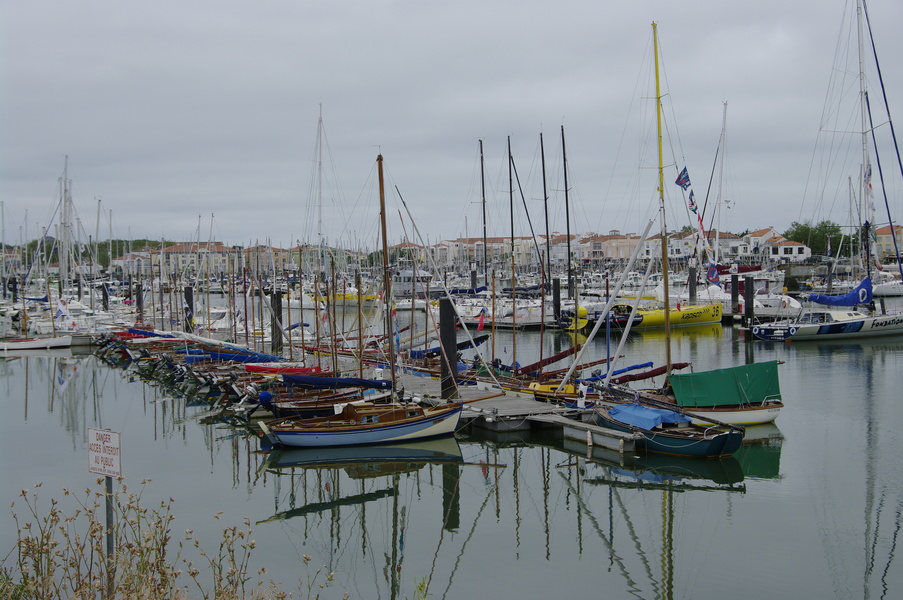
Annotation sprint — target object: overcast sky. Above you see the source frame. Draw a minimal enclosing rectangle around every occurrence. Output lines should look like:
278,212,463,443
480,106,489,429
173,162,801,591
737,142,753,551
2,0,901,254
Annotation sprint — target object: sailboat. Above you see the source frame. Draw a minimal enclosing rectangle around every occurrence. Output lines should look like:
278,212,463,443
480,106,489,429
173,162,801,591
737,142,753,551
260,154,495,448
752,0,903,342
560,300,722,331
588,24,774,440
4,158,98,350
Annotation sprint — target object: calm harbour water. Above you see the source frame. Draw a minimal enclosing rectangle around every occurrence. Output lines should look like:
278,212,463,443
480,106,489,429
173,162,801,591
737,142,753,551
2,308,902,599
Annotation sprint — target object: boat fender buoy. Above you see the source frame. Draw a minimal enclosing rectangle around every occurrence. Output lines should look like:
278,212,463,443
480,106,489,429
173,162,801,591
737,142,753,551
789,327,797,336
781,299,787,309
752,326,759,335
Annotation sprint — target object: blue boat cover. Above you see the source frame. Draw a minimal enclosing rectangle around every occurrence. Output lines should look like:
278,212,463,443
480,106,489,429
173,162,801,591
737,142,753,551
408,334,489,359
408,346,441,359
447,286,488,295
128,328,175,338
580,362,654,382
183,354,210,364
282,374,394,390
221,344,285,362
209,351,284,363
808,277,872,306
608,403,690,430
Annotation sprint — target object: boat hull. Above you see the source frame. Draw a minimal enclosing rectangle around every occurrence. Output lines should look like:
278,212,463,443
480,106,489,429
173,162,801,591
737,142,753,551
1,334,94,352
263,404,462,448
564,302,722,330
635,303,723,328
682,403,782,426
593,408,743,458
751,313,903,341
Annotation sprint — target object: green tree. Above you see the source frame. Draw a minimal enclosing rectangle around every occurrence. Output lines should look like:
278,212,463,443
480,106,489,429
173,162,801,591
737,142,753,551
783,220,844,256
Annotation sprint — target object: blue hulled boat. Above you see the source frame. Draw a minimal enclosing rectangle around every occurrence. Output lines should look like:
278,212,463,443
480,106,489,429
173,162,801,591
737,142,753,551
593,402,745,458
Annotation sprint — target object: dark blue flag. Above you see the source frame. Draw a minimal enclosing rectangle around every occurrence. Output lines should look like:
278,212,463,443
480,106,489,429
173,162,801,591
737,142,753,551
675,167,691,190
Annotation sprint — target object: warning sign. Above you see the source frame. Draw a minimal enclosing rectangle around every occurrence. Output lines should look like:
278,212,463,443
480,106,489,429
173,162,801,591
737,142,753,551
87,428,121,478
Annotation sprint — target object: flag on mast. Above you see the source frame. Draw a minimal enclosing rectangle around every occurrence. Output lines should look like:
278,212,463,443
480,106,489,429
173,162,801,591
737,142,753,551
674,167,718,284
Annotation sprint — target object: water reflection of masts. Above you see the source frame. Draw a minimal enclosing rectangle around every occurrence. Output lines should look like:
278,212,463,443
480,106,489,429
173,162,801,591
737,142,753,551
557,468,647,599
435,473,495,600
661,487,674,600
260,457,471,600
24,357,29,421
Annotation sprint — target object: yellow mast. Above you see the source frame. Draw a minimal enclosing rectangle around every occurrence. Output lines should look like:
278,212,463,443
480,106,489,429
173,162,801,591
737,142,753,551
653,22,673,376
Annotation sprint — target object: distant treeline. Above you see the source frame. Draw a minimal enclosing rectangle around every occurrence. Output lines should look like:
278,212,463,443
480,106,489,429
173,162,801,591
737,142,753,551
7,238,175,269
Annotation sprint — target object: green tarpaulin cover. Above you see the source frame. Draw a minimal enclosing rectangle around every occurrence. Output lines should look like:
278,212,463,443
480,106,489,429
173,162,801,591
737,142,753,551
669,360,781,408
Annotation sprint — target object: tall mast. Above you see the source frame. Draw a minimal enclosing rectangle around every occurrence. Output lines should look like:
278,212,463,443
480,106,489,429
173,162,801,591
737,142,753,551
59,156,70,295
508,137,517,363
377,154,396,387
856,0,875,278
317,105,326,284
561,126,573,299
653,22,673,374
540,132,551,288
480,139,488,285
715,102,728,265
1,201,5,299
539,132,550,370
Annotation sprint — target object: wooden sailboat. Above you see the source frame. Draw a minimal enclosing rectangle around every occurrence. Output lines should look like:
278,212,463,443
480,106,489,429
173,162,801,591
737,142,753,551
260,154,480,448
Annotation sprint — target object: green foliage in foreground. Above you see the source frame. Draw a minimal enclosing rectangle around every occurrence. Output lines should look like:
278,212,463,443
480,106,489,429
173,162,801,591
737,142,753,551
1,480,342,600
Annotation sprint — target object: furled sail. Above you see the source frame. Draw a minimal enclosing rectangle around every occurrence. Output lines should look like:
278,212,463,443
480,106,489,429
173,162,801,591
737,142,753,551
808,277,872,307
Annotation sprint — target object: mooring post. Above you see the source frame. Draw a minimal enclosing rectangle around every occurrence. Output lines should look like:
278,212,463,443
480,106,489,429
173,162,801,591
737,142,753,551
688,266,697,303
271,290,283,355
743,275,755,328
730,273,740,318
439,298,458,400
184,286,194,333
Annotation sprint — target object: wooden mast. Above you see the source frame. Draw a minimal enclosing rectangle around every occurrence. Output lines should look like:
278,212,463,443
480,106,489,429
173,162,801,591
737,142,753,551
377,154,396,388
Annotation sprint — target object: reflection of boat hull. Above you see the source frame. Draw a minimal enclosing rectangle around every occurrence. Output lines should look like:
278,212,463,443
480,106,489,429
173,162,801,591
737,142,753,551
564,440,745,486
260,402,462,448
630,323,723,340
0,344,95,358
265,436,463,472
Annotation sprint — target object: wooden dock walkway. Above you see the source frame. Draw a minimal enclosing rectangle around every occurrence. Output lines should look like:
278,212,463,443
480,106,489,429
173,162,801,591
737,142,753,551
461,394,640,454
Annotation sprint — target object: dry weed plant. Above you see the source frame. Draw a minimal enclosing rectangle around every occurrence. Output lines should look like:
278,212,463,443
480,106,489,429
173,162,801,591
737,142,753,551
1,479,344,600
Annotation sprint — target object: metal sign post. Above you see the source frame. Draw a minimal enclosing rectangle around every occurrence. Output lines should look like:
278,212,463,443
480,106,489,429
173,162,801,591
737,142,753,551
88,428,121,590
